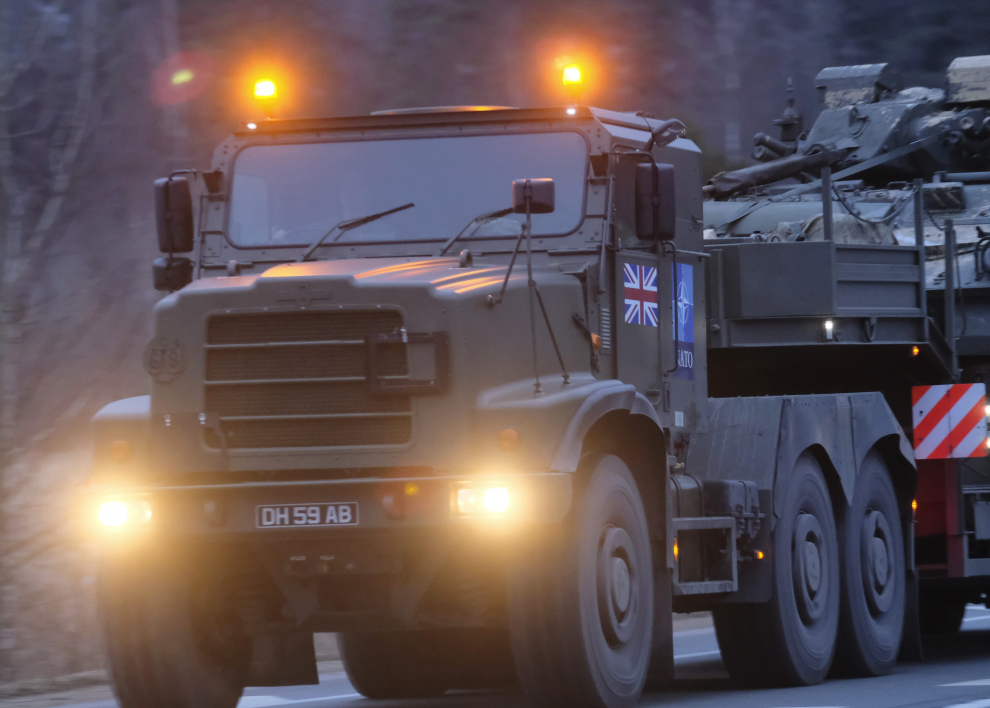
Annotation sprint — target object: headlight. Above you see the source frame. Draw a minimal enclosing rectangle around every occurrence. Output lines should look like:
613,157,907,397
482,487,510,514
454,483,511,517
98,496,152,530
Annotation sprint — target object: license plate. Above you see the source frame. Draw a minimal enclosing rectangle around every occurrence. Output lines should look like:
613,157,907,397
256,502,359,528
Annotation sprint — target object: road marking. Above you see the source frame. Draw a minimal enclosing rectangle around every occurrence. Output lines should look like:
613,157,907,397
942,700,990,708
673,626,717,637
942,678,990,686
963,614,990,623
673,649,722,660
238,694,361,707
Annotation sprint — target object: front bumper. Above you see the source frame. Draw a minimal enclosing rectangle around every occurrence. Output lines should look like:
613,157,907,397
94,472,573,538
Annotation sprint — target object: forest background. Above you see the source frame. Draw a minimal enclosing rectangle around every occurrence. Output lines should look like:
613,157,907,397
0,0,986,680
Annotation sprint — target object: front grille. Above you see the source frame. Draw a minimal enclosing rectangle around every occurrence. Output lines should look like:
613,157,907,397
205,310,411,449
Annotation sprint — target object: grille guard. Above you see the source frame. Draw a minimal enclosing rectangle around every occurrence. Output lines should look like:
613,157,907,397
366,330,450,395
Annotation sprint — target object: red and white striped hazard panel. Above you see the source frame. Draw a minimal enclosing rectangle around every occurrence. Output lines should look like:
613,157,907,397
912,383,988,459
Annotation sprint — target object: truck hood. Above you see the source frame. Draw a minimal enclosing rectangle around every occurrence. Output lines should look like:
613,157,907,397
149,256,590,475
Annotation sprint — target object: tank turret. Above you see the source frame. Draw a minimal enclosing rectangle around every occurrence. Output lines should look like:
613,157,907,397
706,56,990,201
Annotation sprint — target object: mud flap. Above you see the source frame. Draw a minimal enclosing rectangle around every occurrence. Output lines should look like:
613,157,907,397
248,631,319,686
899,520,924,662
645,554,675,689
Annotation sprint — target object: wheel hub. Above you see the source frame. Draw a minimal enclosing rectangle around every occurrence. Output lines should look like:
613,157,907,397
597,526,638,646
610,557,631,614
793,512,829,624
861,510,895,615
804,540,822,592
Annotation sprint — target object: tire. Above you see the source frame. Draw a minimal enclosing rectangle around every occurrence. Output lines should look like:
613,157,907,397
99,547,248,708
919,591,967,635
714,451,839,687
338,631,450,699
444,629,518,691
835,450,905,676
507,454,654,708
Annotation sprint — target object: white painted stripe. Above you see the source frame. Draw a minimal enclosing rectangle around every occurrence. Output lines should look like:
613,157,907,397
239,698,294,707
914,384,987,459
237,694,361,707
942,678,990,686
963,613,990,623
948,384,987,457
673,649,721,660
953,413,988,458
673,626,716,637
941,700,990,708
913,384,949,427
950,384,986,429
915,410,952,459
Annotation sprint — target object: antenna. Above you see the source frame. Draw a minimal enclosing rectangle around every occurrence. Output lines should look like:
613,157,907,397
773,77,804,144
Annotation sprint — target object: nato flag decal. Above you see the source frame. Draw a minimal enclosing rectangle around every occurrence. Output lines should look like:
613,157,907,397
673,263,694,380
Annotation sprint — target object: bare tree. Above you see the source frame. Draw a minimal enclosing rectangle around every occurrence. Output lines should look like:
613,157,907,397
0,0,135,677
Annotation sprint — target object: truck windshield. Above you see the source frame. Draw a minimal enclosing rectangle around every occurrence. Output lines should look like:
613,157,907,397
228,131,588,248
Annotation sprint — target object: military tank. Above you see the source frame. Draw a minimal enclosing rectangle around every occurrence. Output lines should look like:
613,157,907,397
703,56,990,370
705,57,990,235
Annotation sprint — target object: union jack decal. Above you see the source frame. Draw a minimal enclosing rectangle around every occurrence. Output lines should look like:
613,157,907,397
624,263,658,327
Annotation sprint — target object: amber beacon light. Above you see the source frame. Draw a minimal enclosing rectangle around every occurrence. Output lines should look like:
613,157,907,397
254,79,278,118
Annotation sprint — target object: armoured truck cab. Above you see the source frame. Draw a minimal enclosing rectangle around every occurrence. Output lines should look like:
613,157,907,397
92,105,725,707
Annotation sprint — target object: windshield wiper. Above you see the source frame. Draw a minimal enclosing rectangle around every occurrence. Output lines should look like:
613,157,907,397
437,207,514,256
297,202,415,262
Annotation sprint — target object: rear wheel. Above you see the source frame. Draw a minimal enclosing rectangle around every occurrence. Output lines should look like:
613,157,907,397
919,591,967,635
835,450,905,676
507,453,654,708
714,452,839,687
338,631,450,699
99,547,248,708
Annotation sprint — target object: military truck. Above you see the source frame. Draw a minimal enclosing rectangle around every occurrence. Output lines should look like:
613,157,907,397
704,55,990,640
92,98,925,708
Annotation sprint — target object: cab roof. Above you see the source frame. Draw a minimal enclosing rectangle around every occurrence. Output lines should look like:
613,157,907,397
233,106,665,138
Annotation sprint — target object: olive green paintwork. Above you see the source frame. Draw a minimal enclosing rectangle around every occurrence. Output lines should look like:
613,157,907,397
94,106,705,491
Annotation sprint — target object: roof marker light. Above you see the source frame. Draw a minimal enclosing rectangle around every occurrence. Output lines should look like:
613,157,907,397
254,79,277,98
566,107,577,116
562,64,583,85
246,122,257,130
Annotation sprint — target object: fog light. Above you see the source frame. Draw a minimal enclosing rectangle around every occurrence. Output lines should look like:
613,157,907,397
483,487,510,514
99,501,129,527
456,488,479,515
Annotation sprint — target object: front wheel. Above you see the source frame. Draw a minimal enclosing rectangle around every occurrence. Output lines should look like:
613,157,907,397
338,631,450,699
507,453,654,708
99,547,249,708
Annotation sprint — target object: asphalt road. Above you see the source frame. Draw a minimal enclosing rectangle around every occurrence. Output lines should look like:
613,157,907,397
47,606,990,708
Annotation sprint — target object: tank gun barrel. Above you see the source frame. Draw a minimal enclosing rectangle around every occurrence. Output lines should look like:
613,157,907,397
754,132,795,157
703,146,846,200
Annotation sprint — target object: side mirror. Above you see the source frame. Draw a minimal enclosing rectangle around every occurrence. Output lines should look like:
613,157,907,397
635,163,676,241
512,178,555,214
153,256,193,292
154,177,194,253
